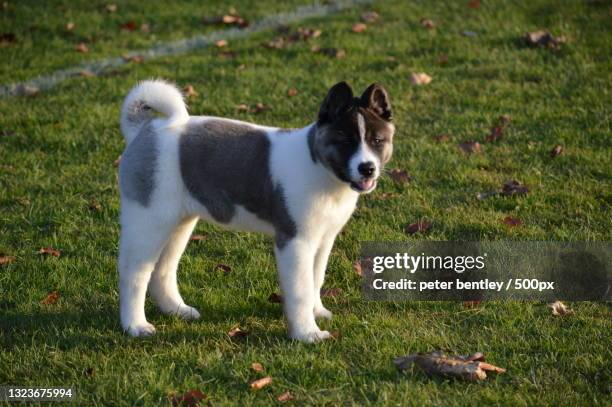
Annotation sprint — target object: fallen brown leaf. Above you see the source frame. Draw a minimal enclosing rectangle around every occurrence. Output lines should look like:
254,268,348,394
228,326,249,338
170,389,206,407
405,221,432,235
183,85,198,98
316,47,346,58
250,376,272,391
120,21,138,31
268,292,283,303
498,114,512,125
352,23,367,33
0,32,15,47
215,39,228,48
501,180,529,196
190,234,206,241
361,11,379,23
549,300,573,316
377,192,397,200
75,42,89,53
438,54,449,65
458,141,482,154
79,70,95,77
485,126,504,142
525,30,565,51
353,260,363,277
388,168,411,184
237,103,249,112
39,247,61,257
410,72,432,85
433,134,450,142
140,23,150,33
88,201,102,211
468,0,481,8
550,144,563,158
277,391,294,402
321,287,342,297
121,54,144,63
253,102,269,114
65,22,75,32
213,264,232,274
41,290,60,305
0,255,16,266
394,350,505,381
287,87,298,97
462,300,482,308
251,362,264,372
420,18,435,29
105,3,117,13
502,215,522,227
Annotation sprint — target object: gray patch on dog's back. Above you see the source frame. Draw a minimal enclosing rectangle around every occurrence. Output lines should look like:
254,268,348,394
119,123,158,206
179,120,297,248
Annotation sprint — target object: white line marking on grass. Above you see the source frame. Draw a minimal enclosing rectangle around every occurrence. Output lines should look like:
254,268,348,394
0,0,372,99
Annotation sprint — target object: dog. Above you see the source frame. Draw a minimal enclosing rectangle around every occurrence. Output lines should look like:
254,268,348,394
118,80,394,342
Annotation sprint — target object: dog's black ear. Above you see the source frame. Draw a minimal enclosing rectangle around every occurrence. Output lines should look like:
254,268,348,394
318,81,354,123
360,84,392,121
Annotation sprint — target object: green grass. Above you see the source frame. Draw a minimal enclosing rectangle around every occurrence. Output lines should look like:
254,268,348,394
1,0,611,405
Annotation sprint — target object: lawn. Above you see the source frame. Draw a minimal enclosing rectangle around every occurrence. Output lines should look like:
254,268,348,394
0,0,611,405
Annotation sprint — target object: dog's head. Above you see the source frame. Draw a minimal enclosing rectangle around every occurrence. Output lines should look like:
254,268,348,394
311,82,395,193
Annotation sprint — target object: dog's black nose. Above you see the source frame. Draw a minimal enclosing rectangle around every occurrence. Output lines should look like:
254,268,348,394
358,162,375,177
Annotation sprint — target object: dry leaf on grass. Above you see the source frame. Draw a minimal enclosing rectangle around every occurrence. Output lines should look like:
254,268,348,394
203,13,249,28
550,144,563,158
121,54,144,63
394,350,506,381
287,88,298,97
438,54,449,65
65,22,75,32
189,234,206,241
361,11,379,23
75,42,89,53
113,155,122,167
268,292,283,303
88,201,102,211
213,264,232,274
215,39,228,48
462,300,482,308
0,32,16,47
105,3,117,13
434,134,450,142
420,18,435,29
251,362,264,372
410,72,432,85
353,260,363,277
41,290,60,305
549,300,573,316
458,141,482,154
120,21,138,31
352,23,367,33
79,70,95,77
39,247,60,257
525,30,566,51
250,376,272,390
183,85,198,98
388,168,411,184
0,255,16,266
315,47,346,58
228,326,249,338
468,0,481,8
253,103,269,113
140,23,150,33
404,221,432,235
277,391,294,402
502,216,522,227
321,287,342,297
501,180,529,196
170,389,206,407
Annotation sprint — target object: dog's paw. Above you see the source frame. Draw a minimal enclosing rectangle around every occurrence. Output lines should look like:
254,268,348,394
314,306,333,320
167,304,201,320
290,329,331,343
126,322,156,337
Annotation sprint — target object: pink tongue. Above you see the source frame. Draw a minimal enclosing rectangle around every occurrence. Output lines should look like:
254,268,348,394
359,179,374,190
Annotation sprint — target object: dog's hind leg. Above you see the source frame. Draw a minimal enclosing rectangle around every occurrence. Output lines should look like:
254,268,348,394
118,208,177,337
149,216,200,320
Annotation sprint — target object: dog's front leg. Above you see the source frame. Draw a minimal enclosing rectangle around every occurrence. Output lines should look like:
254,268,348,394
313,234,336,320
275,237,331,343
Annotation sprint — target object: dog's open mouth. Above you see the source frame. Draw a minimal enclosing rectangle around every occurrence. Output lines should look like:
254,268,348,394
350,178,377,192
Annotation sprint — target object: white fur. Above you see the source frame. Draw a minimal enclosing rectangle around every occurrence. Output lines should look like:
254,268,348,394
118,82,361,343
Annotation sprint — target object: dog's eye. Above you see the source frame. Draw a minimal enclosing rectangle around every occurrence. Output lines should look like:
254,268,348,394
372,138,383,145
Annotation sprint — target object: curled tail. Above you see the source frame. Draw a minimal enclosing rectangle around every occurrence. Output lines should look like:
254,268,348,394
120,79,189,145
